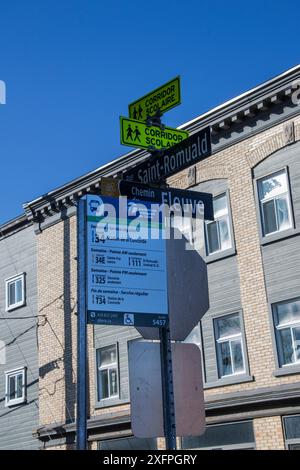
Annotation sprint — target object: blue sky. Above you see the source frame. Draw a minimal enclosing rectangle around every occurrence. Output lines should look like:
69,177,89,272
0,0,299,224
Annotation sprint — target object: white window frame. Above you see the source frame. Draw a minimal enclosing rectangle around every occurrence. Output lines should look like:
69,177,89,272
5,367,27,406
257,169,293,237
205,193,232,256
273,300,300,367
214,314,246,378
97,345,119,401
5,273,26,311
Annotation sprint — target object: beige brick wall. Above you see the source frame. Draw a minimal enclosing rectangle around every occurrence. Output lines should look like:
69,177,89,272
253,416,285,450
37,217,77,426
36,116,300,448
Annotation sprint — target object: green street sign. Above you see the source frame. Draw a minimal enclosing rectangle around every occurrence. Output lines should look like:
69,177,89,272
120,116,188,151
128,77,181,122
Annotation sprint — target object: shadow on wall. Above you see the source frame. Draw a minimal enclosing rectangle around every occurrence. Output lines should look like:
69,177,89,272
63,214,76,424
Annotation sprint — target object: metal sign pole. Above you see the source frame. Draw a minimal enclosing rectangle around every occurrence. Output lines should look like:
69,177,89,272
159,326,177,450
76,198,87,450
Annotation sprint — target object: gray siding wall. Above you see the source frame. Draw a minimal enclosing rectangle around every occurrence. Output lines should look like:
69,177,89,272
254,140,300,305
192,179,242,383
0,225,38,449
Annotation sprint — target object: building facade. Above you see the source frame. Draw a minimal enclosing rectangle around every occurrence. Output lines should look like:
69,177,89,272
1,65,300,450
0,216,39,449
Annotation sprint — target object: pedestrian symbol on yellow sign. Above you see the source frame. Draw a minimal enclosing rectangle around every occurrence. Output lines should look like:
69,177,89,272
132,105,143,121
126,124,133,140
134,126,141,142
126,124,142,143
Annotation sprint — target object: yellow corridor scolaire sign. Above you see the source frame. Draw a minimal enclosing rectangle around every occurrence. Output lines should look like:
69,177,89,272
120,116,189,151
128,77,181,121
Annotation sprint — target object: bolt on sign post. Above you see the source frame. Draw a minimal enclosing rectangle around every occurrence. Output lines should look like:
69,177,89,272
120,116,189,151
128,76,181,122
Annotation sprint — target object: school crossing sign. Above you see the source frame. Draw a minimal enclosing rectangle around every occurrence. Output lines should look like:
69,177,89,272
128,76,181,122
120,116,189,151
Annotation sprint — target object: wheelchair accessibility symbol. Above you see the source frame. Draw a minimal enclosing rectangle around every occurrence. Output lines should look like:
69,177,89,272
124,314,134,325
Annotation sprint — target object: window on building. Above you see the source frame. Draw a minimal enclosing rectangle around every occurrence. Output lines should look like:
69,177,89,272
257,169,293,236
98,436,157,450
96,345,119,401
214,313,245,378
205,193,232,255
283,415,300,449
5,367,26,406
181,421,255,450
273,299,300,367
5,273,25,311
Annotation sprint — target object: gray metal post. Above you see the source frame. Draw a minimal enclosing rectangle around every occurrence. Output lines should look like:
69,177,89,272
76,198,87,450
159,326,177,450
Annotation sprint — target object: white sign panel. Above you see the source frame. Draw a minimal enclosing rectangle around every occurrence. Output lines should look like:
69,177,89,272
128,341,206,437
86,195,168,327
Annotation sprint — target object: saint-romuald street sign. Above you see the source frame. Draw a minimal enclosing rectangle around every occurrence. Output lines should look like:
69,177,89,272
128,76,181,122
120,116,189,151
123,126,211,184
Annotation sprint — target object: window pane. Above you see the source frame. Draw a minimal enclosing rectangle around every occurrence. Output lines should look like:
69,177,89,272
109,368,118,396
293,327,300,362
278,328,294,365
277,300,300,325
99,369,109,399
219,342,232,376
213,194,228,218
9,376,16,400
231,340,244,373
8,282,16,306
216,314,240,339
15,279,23,304
262,199,277,234
16,373,23,398
218,217,231,250
259,171,288,200
100,346,116,367
207,222,219,254
276,196,291,231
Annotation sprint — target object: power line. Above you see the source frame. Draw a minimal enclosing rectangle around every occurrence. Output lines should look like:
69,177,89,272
0,315,46,320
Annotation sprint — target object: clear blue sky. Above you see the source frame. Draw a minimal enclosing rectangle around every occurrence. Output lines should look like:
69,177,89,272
0,0,299,224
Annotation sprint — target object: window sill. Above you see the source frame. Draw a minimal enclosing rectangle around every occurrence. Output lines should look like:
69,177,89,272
5,302,26,312
204,374,254,390
260,227,300,246
205,247,236,264
95,397,128,409
273,365,300,377
5,398,26,407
